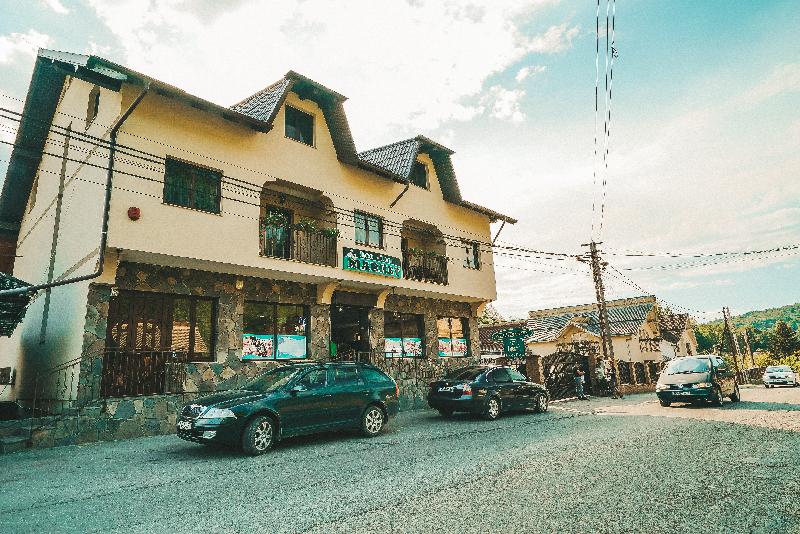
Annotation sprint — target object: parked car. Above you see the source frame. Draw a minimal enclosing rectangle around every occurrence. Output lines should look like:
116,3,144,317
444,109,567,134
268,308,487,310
655,355,740,407
427,365,549,420
762,365,798,388
177,362,399,455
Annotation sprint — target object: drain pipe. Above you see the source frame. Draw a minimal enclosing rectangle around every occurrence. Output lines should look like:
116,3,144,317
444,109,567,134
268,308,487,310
0,82,150,297
389,182,410,208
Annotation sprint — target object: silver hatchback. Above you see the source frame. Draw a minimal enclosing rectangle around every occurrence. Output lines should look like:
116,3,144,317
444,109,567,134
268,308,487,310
763,365,798,388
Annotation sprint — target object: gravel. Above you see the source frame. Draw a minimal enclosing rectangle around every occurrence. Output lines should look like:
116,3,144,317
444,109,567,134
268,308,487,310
1,387,799,533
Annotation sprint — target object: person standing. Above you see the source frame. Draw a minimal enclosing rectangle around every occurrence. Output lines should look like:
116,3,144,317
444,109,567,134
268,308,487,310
595,358,608,396
573,366,588,400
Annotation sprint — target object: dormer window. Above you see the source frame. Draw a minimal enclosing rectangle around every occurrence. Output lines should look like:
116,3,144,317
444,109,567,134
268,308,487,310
285,105,314,146
86,86,100,127
410,161,428,189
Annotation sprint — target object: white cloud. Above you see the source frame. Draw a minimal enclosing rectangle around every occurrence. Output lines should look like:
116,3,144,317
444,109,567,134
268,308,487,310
735,63,800,107
41,0,69,14
515,65,546,83
85,0,574,145
0,30,52,64
527,23,580,54
484,85,526,122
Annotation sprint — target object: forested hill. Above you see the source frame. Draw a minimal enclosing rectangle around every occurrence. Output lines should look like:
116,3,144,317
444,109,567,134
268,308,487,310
702,303,800,331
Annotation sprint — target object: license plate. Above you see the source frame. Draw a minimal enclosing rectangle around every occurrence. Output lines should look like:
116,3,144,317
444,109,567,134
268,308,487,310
675,392,690,396
177,420,192,431
439,386,455,392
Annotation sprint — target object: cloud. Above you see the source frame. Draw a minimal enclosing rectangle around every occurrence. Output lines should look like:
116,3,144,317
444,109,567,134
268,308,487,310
41,0,69,14
735,63,800,107
484,85,526,122
0,30,52,64
527,23,580,54
85,0,573,145
515,65,546,83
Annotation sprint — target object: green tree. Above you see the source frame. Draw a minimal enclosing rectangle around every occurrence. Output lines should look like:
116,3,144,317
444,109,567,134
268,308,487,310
479,304,506,325
694,323,723,353
769,321,800,359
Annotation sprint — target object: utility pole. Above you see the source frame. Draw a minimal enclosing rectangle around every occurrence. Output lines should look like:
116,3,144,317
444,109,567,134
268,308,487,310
742,328,755,369
722,306,742,381
580,241,619,395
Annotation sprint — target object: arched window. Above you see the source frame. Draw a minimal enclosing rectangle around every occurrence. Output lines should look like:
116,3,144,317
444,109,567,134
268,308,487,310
86,86,100,126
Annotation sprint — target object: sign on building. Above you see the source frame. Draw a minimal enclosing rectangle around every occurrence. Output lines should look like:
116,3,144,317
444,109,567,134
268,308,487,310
490,327,533,357
343,247,403,279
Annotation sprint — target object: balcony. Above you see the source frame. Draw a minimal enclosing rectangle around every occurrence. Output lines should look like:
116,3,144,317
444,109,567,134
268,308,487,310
262,224,338,267
402,249,448,285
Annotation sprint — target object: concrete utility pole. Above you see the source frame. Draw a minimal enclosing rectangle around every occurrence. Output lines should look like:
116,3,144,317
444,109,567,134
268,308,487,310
580,242,618,378
722,306,742,380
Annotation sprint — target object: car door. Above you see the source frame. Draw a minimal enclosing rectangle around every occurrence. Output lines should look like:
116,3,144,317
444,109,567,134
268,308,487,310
713,359,733,395
487,367,519,409
507,367,536,408
328,365,369,425
279,368,335,434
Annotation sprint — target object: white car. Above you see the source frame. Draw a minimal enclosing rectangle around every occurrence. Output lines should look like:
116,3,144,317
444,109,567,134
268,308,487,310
763,365,798,388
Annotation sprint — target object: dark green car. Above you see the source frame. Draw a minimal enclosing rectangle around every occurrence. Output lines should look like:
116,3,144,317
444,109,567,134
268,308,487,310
655,355,740,407
177,362,399,455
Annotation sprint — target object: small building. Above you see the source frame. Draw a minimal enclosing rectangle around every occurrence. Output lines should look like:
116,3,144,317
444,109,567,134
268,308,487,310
0,50,514,443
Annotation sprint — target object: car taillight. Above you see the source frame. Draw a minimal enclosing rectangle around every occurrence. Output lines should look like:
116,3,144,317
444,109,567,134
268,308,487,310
395,383,400,398
462,385,472,396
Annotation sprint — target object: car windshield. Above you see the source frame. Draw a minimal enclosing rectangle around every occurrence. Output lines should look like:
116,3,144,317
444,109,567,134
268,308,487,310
445,367,485,381
767,366,792,372
243,367,303,392
665,358,710,375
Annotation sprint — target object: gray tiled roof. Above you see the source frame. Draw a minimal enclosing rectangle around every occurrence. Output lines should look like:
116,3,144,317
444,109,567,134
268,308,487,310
230,78,292,123
358,138,420,179
526,302,655,342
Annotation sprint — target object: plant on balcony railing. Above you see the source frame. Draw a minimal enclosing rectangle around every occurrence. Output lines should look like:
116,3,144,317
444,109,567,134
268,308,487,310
261,217,338,267
403,247,449,285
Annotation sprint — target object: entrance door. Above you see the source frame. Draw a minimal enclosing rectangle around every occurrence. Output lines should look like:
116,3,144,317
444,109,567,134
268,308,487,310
330,305,371,358
263,206,292,259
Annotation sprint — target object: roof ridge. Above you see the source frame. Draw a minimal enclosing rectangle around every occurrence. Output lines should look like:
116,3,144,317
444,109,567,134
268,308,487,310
230,76,290,108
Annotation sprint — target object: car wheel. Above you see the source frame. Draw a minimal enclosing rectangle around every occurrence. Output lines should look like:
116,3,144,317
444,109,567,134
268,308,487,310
242,415,274,456
711,386,724,407
361,405,385,437
730,383,741,402
659,399,671,407
533,392,549,413
483,396,501,420
437,408,454,417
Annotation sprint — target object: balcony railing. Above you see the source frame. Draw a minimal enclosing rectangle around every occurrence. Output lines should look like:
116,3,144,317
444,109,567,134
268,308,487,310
101,349,186,398
262,225,338,267
402,250,448,285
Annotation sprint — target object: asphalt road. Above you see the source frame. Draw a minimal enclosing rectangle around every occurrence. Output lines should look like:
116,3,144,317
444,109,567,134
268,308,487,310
1,386,799,533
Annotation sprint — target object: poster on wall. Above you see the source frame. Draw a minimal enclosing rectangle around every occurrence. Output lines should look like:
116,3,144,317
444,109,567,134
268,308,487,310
403,338,423,357
242,334,274,360
276,335,308,359
385,337,404,357
439,338,468,357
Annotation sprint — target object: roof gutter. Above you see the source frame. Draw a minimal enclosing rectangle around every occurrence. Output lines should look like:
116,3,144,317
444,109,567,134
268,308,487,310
0,82,151,297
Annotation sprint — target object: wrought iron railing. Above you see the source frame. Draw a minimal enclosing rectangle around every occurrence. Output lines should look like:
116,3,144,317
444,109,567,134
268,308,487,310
618,361,632,385
262,225,338,267
633,361,646,384
29,356,85,418
402,251,448,285
101,349,186,398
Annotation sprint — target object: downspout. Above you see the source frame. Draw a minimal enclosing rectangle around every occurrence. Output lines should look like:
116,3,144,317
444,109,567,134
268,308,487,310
0,82,150,297
389,182,410,208
491,219,507,245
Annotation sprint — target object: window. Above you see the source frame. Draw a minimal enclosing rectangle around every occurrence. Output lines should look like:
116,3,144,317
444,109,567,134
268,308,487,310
463,241,480,269
384,311,424,358
410,161,428,189
106,291,216,362
242,302,309,360
163,157,222,213
86,86,100,126
331,366,364,386
488,368,512,383
360,367,393,385
285,105,314,146
297,368,327,390
354,211,382,247
437,317,469,357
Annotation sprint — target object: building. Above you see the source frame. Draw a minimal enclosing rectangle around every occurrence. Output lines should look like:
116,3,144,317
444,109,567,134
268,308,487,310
0,50,514,443
523,295,698,390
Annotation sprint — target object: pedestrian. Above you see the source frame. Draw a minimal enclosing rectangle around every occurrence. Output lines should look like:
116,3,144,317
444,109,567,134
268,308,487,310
595,358,607,395
608,363,624,399
573,366,588,400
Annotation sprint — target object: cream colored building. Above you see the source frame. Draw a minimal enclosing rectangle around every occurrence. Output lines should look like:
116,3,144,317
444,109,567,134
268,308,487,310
525,295,698,366
0,50,514,407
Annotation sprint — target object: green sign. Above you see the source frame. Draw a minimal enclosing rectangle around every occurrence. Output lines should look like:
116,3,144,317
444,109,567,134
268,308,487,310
343,247,403,279
490,327,533,357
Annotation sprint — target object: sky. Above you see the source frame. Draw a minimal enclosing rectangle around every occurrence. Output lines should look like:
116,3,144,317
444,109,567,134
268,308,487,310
0,0,798,323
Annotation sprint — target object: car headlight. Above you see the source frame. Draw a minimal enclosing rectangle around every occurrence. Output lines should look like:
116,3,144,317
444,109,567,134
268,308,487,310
199,407,236,419
692,382,712,388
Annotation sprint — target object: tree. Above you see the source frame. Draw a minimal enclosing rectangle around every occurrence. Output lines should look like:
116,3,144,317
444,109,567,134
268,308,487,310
479,304,506,325
769,321,800,359
694,323,723,354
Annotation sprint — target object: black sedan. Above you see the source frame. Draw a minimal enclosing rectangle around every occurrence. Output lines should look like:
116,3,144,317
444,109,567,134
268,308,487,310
428,365,549,420
177,362,399,455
